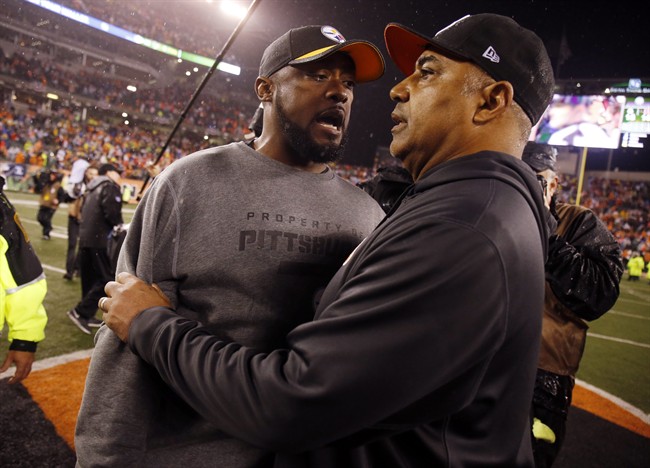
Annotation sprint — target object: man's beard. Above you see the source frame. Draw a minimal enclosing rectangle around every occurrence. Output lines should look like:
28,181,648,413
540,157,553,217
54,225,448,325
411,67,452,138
275,93,348,164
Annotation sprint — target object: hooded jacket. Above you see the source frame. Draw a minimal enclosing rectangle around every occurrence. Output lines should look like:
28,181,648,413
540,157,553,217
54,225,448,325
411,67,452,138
78,175,123,249
128,151,549,467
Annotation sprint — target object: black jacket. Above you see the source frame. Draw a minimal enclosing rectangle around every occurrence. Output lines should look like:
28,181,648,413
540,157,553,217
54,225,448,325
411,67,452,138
546,202,623,321
129,152,548,467
79,176,123,249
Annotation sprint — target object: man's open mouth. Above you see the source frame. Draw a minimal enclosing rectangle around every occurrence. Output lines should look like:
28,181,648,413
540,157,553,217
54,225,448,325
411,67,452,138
315,108,345,132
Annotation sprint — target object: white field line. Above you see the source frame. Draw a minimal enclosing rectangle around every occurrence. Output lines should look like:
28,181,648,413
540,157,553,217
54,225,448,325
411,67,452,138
0,348,94,381
621,288,650,302
608,310,650,320
41,263,66,274
616,297,650,307
587,332,650,349
11,199,136,214
576,378,650,423
20,218,67,239
30,348,94,371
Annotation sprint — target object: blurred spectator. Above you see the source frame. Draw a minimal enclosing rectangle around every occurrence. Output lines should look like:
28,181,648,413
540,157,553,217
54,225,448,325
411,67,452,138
64,164,99,281
626,251,645,281
34,168,64,240
2,161,27,191
66,164,123,334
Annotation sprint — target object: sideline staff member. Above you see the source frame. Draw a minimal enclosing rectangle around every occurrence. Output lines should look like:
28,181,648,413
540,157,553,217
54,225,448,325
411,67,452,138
523,142,623,467
102,14,555,466
0,176,48,384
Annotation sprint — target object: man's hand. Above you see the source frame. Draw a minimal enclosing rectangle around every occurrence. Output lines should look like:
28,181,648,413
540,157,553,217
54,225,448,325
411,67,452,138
102,272,172,342
0,350,35,384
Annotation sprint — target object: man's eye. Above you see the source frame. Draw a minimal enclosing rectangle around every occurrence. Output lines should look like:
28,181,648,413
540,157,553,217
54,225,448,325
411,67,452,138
420,68,434,77
308,73,328,81
343,80,356,89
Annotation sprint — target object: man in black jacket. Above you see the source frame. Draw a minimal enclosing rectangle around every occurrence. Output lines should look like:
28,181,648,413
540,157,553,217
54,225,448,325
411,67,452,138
523,142,623,467
67,164,123,334
101,14,556,466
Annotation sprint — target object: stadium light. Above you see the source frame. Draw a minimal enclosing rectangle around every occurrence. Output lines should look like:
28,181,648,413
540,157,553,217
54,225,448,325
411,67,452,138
26,0,240,75
46,93,59,100
220,1,247,19
122,112,128,117
126,85,137,92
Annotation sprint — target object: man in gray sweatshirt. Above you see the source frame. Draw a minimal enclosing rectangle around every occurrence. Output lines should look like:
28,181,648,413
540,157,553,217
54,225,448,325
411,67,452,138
74,25,386,467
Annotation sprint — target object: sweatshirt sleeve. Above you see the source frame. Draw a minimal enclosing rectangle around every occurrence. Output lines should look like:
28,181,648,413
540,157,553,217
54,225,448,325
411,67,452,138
116,176,181,305
127,220,510,452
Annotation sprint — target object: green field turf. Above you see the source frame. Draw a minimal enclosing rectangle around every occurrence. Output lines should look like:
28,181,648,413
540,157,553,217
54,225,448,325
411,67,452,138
2,190,649,415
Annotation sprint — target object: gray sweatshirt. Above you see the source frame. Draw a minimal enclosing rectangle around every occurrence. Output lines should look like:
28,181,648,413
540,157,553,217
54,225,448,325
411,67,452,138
74,142,385,467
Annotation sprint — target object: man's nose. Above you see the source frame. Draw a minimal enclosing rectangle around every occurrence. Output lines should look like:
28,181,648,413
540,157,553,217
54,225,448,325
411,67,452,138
390,77,410,102
325,79,351,103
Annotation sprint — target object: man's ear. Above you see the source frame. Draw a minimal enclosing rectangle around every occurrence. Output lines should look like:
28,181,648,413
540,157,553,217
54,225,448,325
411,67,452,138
255,77,273,102
474,81,514,124
548,174,559,196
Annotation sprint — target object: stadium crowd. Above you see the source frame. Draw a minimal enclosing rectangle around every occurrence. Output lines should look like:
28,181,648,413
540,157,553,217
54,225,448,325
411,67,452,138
2,93,648,267
1,1,648,272
0,49,254,139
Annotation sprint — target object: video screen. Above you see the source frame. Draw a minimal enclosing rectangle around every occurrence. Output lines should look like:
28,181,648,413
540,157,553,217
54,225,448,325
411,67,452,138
620,97,650,149
533,94,623,149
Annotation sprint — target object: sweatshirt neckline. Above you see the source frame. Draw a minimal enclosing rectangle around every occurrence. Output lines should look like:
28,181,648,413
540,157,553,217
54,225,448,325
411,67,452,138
238,141,335,180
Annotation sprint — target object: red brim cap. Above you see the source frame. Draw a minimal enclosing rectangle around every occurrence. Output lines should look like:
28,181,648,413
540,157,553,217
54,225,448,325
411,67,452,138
384,16,556,125
384,23,467,76
290,40,385,83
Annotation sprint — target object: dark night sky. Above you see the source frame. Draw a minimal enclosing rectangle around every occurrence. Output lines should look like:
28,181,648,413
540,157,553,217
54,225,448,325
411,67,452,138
216,0,650,171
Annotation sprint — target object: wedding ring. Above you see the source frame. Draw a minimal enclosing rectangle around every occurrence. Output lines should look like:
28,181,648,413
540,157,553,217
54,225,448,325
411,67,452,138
98,297,108,311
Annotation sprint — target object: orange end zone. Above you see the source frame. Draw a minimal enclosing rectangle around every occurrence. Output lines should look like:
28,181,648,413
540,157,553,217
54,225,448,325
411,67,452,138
19,356,650,454
572,383,650,438
22,357,90,449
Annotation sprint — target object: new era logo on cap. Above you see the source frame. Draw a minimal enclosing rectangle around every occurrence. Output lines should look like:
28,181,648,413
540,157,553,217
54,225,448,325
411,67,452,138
482,46,500,63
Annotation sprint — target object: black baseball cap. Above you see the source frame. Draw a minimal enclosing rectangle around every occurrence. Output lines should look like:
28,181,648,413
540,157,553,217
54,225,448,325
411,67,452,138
384,14,555,124
98,163,121,176
259,25,385,83
522,141,557,172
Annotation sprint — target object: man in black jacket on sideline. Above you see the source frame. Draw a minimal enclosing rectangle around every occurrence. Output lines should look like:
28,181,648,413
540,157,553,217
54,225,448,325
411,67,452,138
67,163,122,334
523,142,623,467
100,14,556,466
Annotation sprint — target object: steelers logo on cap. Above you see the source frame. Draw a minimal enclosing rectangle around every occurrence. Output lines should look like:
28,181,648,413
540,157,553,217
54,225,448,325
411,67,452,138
321,26,345,43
